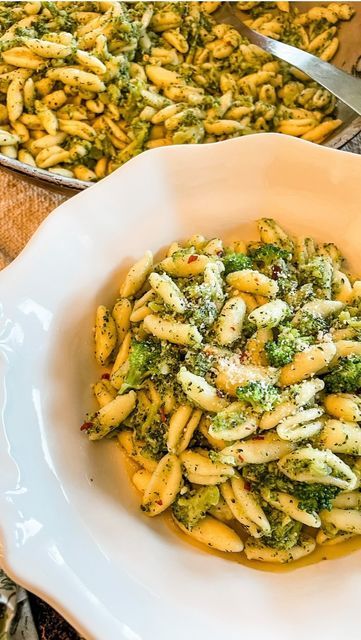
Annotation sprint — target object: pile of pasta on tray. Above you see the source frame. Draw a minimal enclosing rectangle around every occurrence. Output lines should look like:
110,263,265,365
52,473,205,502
0,1,355,181
82,218,361,564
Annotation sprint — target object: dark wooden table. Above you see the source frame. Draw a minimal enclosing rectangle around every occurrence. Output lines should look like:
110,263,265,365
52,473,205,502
342,131,361,154
27,130,361,640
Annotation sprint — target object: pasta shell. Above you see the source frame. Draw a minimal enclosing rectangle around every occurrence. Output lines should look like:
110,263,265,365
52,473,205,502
89,392,136,440
279,342,336,386
94,305,117,365
142,453,182,516
174,515,243,552
167,406,201,454
218,432,294,466
261,487,321,528
320,508,361,535
222,477,270,537
278,446,357,490
132,469,152,493
180,449,234,479
245,535,316,563
319,419,361,455
120,251,153,298
276,407,324,441
178,367,229,412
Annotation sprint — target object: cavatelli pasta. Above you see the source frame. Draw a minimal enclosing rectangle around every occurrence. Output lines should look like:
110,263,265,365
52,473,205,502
0,2,353,181
82,216,361,566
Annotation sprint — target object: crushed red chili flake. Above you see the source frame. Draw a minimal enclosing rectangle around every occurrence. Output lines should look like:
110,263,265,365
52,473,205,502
80,422,93,431
238,454,244,461
101,373,110,380
188,254,198,263
217,250,224,257
156,499,163,506
239,352,247,363
159,407,167,423
253,435,265,440
244,481,251,491
271,265,282,280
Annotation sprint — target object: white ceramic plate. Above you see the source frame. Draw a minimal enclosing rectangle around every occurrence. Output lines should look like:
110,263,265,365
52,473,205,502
1,134,361,640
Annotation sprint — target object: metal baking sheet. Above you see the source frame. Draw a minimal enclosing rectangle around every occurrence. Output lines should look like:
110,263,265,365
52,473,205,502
299,1,361,147
0,1,360,194
236,1,361,148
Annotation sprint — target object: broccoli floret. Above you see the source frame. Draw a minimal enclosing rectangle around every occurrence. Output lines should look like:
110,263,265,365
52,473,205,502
265,325,310,367
210,405,247,434
292,483,340,513
263,508,302,550
182,279,220,329
248,243,291,266
125,399,168,460
334,309,361,334
172,486,220,530
299,256,332,299
285,283,315,308
294,310,328,337
222,252,252,275
184,348,214,377
249,243,297,296
324,355,361,393
140,421,167,461
119,338,160,393
242,462,340,513
236,381,280,411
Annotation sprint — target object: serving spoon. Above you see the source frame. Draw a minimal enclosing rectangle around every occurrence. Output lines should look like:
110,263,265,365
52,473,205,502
215,2,361,116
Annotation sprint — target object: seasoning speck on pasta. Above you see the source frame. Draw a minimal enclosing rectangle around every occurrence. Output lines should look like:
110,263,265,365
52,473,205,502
0,1,355,181
83,218,361,564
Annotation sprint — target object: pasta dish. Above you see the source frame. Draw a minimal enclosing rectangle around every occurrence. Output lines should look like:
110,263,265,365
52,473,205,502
0,1,355,181
82,218,361,564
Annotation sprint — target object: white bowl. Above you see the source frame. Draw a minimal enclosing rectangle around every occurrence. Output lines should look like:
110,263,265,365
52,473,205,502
1,134,361,640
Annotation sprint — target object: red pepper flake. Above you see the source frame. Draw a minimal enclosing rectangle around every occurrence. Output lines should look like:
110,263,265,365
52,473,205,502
239,352,247,363
156,499,163,506
253,435,265,440
271,265,282,280
159,407,167,424
188,254,198,264
238,454,244,461
101,372,110,380
80,421,93,432
244,481,251,491
217,250,224,257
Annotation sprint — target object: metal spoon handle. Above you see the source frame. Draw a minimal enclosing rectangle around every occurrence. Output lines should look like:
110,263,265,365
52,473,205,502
220,3,361,116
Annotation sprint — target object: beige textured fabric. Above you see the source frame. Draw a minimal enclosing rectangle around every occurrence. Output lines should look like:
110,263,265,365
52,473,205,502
0,167,65,269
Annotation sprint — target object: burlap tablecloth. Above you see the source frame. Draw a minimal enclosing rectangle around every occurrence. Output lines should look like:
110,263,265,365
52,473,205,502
0,169,65,270
0,132,360,639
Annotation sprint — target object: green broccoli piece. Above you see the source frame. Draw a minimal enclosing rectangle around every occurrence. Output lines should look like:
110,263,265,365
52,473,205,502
265,325,310,367
172,486,220,530
184,348,214,377
236,381,280,411
248,243,297,296
140,421,167,461
291,483,340,513
324,355,361,393
242,462,340,513
119,338,160,394
294,310,328,337
335,309,361,333
248,243,291,266
222,252,252,275
263,508,302,550
210,405,248,434
299,256,333,299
